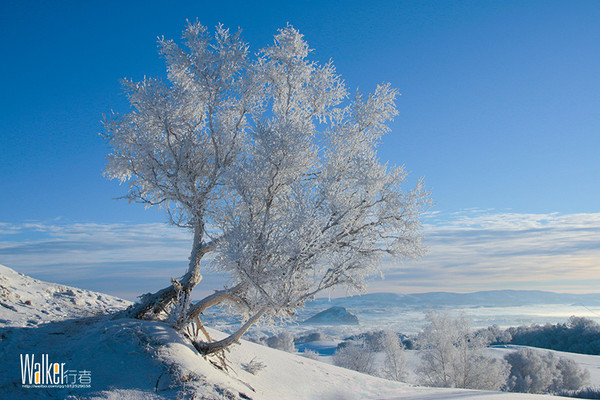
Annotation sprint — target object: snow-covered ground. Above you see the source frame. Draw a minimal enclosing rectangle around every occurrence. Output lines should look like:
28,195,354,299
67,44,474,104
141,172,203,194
0,264,130,327
0,264,589,399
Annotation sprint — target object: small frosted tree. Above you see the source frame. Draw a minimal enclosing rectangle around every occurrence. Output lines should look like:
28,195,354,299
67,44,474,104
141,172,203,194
333,342,377,375
417,311,509,390
104,21,431,354
379,330,408,381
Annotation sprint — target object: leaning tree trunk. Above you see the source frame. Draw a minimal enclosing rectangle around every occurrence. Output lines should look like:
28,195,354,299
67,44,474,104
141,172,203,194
191,307,267,355
123,220,265,356
126,222,213,319
186,283,248,321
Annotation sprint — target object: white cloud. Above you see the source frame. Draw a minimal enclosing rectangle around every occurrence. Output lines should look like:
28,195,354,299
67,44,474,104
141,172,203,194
0,222,196,300
375,211,600,294
1,211,599,300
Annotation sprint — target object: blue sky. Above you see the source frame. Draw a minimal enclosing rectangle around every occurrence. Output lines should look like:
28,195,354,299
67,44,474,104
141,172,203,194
1,1,599,300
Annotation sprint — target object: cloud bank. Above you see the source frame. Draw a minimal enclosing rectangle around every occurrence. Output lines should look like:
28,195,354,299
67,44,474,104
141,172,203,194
1,210,599,300
0,222,196,300
376,210,600,294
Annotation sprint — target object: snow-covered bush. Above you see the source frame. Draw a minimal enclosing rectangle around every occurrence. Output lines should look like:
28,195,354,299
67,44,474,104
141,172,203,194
242,357,266,375
360,330,388,352
333,342,376,375
265,332,295,353
505,348,590,394
555,386,600,399
476,324,513,344
301,349,321,361
417,311,509,390
558,358,591,392
295,332,327,343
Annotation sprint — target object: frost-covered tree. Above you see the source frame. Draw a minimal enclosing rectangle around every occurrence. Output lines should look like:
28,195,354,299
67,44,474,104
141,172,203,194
104,21,431,354
501,317,600,355
333,342,377,375
556,357,590,392
417,311,509,390
505,348,589,394
103,23,260,323
379,330,408,381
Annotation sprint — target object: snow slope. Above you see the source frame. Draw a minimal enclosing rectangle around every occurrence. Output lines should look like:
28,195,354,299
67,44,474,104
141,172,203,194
0,264,129,327
0,264,577,399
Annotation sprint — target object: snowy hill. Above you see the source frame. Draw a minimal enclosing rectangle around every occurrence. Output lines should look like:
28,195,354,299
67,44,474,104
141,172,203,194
302,306,359,325
0,264,578,399
0,264,129,327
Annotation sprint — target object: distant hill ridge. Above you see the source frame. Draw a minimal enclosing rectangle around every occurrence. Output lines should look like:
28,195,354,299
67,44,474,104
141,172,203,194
309,290,600,308
302,306,359,325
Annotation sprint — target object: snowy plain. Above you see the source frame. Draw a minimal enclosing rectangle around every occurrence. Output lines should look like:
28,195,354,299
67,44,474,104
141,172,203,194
204,288,600,343
1,264,595,399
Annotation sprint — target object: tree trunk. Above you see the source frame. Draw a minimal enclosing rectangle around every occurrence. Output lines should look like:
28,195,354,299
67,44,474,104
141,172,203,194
126,221,211,319
186,283,248,320
191,307,267,355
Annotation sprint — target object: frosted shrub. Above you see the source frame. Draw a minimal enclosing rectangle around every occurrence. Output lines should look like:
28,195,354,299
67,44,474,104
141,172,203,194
333,342,376,375
417,311,509,390
296,332,327,343
476,324,512,344
242,357,266,375
505,348,555,393
265,332,295,353
556,386,600,399
505,348,589,393
302,349,321,361
358,330,388,351
557,358,591,392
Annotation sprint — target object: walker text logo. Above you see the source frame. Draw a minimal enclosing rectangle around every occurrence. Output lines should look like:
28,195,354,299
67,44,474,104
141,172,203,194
20,354,91,388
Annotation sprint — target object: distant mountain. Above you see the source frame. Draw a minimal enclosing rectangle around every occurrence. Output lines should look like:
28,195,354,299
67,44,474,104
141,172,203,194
308,290,600,309
303,306,359,325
